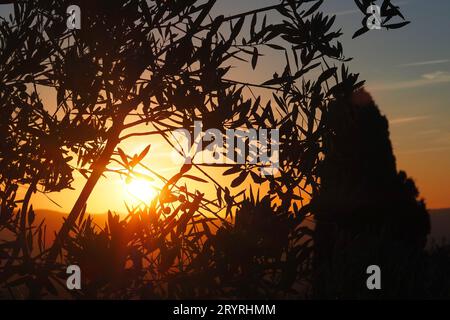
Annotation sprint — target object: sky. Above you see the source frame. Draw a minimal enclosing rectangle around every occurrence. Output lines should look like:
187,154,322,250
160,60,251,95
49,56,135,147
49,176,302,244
2,0,449,212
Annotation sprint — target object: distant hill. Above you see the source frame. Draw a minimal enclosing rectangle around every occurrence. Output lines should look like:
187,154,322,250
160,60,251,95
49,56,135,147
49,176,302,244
33,210,108,245
33,208,450,245
3,208,449,247
429,208,450,244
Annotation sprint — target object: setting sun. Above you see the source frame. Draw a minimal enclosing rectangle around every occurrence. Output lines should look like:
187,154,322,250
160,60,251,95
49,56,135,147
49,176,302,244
123,177,158,206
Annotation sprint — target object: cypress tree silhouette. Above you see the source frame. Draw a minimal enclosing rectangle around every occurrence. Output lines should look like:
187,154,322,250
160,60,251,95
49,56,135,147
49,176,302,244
312,89,430,298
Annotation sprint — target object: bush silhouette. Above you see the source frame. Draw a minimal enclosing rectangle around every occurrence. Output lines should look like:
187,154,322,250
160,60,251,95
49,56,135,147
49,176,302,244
170,193,311,299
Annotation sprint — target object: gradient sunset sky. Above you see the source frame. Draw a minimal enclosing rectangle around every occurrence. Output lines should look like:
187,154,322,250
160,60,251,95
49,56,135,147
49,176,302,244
2,0,449,212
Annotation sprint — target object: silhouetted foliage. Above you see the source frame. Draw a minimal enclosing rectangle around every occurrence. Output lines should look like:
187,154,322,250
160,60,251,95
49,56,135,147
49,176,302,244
2,0,447,301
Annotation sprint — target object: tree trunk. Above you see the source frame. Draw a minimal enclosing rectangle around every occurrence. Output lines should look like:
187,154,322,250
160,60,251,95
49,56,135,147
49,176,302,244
46,111,128,264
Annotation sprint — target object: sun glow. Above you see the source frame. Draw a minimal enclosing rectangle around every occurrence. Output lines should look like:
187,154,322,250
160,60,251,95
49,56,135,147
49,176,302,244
123,177,158,206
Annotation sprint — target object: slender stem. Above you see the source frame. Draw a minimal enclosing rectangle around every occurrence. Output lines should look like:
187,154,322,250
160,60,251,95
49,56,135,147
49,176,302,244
19,176,38,260
3,175,39,273
46,111,129,264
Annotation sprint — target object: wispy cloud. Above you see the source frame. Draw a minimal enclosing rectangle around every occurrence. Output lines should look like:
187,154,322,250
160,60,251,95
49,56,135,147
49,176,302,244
416,129,441,136
399,59,449,68
422,71,449,80
369,71,450,91
432,132,450,145
397,146,450,155
390,115,430,125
